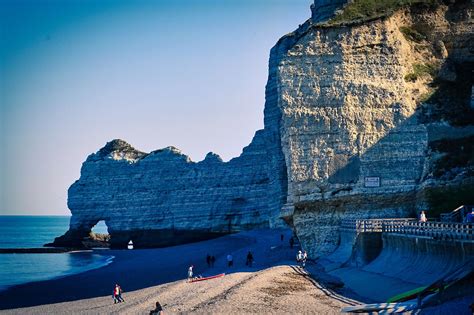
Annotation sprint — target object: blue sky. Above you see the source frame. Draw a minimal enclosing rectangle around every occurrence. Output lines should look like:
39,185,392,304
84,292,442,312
0,0,311,215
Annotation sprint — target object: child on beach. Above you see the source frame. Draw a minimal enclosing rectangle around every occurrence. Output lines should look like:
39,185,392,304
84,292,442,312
113,284,124,304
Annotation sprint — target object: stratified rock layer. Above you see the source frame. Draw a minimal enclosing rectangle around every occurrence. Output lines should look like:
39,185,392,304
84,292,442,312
54,131,287,248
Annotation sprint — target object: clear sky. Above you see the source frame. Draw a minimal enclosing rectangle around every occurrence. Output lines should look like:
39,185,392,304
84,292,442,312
0,0,312,215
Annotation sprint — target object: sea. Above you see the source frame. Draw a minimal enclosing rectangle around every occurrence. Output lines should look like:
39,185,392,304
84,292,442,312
0,216,113,292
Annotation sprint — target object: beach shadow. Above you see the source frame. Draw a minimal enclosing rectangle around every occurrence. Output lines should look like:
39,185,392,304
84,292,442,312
0,229,299,310
289,264,368,306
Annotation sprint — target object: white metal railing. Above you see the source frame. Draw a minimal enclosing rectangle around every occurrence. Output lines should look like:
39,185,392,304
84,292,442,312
340,218,474,240
440,205,472,223
384,221,474,240
340,218,415,233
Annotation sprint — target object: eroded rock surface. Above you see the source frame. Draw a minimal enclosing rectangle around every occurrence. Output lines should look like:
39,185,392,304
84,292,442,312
53,131,287,248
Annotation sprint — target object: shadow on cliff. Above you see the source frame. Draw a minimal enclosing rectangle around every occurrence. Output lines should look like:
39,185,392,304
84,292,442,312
293,59,474,258
0,229,301,310
298,59,474,217
294,112,427,235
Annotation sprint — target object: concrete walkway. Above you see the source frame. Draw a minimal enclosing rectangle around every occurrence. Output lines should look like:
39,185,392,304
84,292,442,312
327,266,420,302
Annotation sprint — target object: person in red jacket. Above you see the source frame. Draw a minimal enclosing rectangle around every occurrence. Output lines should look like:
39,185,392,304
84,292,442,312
113,284,125,304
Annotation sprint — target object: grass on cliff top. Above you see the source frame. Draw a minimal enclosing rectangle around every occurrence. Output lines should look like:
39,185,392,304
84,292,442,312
328,0,440,25
404,62,439,82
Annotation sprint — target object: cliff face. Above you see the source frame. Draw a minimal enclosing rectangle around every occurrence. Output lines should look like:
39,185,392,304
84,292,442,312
54,131,286,248
276,1,473,256
54,1,473,252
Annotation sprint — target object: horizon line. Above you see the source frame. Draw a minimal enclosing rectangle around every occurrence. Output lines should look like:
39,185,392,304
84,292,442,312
0,214,71,216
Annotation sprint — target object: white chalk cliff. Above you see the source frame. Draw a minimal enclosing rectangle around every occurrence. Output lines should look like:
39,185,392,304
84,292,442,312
53,0,474,252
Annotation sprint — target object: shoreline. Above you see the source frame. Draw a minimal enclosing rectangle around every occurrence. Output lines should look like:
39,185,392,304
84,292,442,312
0,229,364,314
0,229,272,310
0,252,115,295
4,228,464,313
0,248,92,254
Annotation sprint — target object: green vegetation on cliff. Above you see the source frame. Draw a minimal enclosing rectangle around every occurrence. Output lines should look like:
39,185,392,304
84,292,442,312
328,0,439,25
404,63,439,82
399,26,426,43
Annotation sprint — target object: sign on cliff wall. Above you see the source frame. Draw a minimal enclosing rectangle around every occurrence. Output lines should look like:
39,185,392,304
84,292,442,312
364,176,380,187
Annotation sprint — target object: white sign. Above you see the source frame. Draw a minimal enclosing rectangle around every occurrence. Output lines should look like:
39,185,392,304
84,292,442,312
364,176,380,187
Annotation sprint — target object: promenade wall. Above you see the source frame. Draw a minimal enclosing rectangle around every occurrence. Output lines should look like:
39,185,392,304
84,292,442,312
327,219,474,284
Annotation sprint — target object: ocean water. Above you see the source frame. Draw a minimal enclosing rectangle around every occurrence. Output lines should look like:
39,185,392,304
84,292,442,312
0,216,108,248
0,216,113,291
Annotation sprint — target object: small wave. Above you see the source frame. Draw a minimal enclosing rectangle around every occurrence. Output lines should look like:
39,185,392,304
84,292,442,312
0,253,115,292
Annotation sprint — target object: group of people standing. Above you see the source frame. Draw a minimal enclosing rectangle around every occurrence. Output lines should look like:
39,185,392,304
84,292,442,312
207,251,257,270
206,254,216,267
281,233,295,249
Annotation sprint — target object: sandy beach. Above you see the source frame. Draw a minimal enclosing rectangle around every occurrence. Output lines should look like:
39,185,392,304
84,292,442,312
0,229,360,314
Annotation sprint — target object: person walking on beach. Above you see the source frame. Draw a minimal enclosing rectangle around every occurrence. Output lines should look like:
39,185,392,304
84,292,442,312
246,251,254,267
113,284,124,303
419,211,427,223
188,265,194,282
296,250,304,267
227,254,233,267
289,237,295,249
150,301,164,315
302,250,308,268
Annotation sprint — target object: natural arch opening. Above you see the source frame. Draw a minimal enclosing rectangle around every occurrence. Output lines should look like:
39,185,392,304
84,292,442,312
91,220,109,234
86,220,110,248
